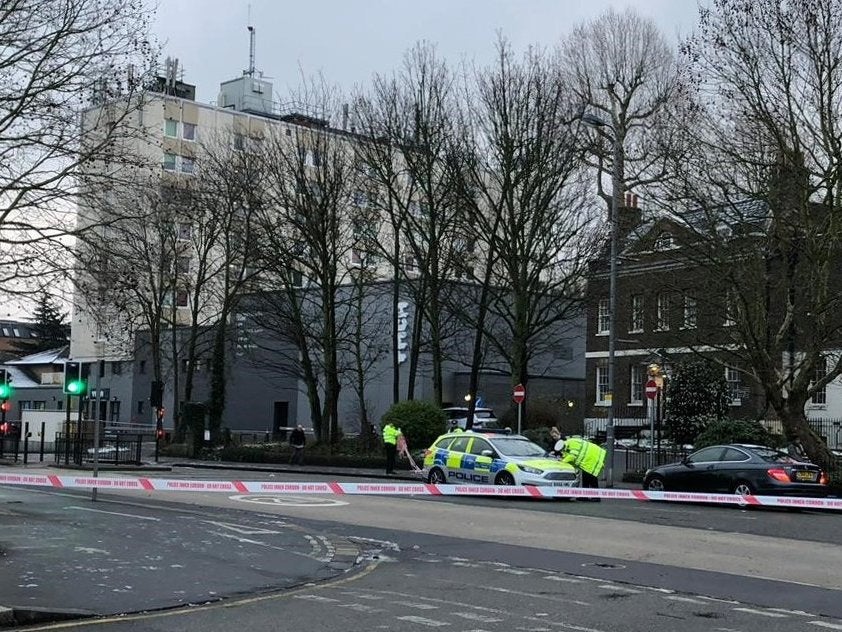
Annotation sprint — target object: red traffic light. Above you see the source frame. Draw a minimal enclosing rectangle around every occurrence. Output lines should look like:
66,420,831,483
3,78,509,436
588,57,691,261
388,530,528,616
0,422,8,434
0,402,10,413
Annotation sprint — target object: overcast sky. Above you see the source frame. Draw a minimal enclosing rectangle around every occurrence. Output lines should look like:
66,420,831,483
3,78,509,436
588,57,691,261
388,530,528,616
152,0,702,105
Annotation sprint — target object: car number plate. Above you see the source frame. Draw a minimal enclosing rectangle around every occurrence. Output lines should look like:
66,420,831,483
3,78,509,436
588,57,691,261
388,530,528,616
552,481,575,487
795,471,817,482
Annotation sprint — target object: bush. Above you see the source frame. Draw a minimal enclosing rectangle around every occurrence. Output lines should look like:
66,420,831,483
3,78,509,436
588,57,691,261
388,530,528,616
693,419,785,449
666,360,732,445
381,400,447,451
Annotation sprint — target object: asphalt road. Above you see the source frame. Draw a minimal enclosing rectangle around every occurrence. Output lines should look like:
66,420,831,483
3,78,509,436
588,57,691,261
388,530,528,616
3,465,842,631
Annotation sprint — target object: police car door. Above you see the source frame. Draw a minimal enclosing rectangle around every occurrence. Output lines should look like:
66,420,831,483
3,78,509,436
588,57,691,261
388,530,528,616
446,435,472,482
467,436,494,484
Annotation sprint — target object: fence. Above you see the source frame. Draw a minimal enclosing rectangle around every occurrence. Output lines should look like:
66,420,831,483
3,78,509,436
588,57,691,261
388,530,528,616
54,432,151,466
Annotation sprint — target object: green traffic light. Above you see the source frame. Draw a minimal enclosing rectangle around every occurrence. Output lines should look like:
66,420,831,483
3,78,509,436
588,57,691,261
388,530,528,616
66,381,83,395
0,385,10,399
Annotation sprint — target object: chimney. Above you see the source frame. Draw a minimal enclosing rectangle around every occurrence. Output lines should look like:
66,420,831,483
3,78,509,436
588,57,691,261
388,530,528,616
618,191,643,237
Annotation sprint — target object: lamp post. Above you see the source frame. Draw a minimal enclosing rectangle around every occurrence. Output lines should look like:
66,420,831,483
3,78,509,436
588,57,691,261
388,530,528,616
582,113,620,488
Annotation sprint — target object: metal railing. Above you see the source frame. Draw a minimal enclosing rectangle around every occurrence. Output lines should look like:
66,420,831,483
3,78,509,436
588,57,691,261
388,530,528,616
54,432,150,466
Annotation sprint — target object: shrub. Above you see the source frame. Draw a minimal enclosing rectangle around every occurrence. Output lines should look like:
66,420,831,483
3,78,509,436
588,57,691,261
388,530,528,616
381,400,447,451
665,360,732,445
693,419,784,449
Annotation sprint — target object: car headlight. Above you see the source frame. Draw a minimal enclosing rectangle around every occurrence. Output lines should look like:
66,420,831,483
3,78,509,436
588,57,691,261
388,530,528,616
517,464,544,475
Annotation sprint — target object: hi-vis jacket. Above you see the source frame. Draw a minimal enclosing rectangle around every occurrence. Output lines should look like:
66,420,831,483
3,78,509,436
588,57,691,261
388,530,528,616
561,437,606,477
383,423,402,446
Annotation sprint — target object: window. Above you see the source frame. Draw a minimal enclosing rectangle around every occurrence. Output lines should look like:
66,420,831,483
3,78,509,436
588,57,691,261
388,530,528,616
687,447,725,463
175,289,189,307
450,436,470,452
469,438,493,456
137,400,144,414
630,295,644,332
725,366,742,405
596,365,609,403
353,190,368,207
163,152,177,171
233,134,245,151
181,359,189,373
164,119,178,137
630,365,643,403
724,290,736,326
812,356,827,405
33,401,46,410
721,447,750,462
177,223,192,241
654,232,674,250
111,361,122,375
350,249,365,267
110,400,121,422
656,293,670,330
683,296,697,329
597,298,610,334
291,269,304,288
176,256,191,274
182,122,196,141
12,328,19,337
139,360,146,375
403,255,418,271
1,328,8,337
181,156,195,174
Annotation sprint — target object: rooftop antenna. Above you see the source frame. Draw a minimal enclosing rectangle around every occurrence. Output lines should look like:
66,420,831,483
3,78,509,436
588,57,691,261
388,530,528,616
245,5,256,78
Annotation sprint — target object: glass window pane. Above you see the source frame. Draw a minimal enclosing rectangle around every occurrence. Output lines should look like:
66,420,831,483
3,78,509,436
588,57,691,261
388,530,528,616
182,122,196,141
164,119,178,137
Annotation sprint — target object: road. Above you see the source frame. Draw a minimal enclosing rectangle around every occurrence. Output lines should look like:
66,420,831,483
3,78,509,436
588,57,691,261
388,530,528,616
3,466,842,631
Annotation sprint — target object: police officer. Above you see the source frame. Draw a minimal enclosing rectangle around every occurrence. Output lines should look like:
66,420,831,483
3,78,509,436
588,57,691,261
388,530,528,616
557,435,606,501
382,420,403,475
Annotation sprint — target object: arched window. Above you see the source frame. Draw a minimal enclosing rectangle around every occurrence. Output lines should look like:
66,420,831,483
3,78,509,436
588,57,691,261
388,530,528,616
654,232,674,250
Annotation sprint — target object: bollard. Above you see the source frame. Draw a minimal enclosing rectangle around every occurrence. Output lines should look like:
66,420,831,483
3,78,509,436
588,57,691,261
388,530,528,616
23,422,28,465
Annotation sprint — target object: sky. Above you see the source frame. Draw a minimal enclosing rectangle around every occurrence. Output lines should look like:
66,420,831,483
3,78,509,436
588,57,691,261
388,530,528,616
152,0,702,105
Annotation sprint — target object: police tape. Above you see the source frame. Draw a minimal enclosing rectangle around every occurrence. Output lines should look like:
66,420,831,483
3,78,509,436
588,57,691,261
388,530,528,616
0,471,840,510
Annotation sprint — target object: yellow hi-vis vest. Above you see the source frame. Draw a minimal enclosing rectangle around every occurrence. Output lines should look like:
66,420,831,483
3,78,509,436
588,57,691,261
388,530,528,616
383,424,401,445
562,437,606,477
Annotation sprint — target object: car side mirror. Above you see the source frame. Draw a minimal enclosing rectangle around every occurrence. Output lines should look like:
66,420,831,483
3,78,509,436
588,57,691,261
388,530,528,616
481,450,494,457
681,457,692,465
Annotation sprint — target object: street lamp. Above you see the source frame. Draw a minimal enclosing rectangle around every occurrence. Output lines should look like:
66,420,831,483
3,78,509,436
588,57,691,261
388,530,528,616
582,112,621,488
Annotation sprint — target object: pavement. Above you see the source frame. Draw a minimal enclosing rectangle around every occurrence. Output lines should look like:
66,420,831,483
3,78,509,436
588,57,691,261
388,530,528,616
0,454,635,627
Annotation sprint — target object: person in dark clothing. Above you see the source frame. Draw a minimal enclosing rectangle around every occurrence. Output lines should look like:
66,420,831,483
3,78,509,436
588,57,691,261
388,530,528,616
547,427,564,456
289,425,306,465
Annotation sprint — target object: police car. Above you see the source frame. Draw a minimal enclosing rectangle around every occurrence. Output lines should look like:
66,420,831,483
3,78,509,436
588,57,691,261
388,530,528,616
422,430,579,487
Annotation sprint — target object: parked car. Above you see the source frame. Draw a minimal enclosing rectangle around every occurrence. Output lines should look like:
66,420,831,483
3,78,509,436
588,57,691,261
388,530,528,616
642,444,829,498
422,430,578,487
441,407,500,430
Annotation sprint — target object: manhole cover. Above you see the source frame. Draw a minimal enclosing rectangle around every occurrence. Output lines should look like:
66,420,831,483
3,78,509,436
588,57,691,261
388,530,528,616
229,494,348,507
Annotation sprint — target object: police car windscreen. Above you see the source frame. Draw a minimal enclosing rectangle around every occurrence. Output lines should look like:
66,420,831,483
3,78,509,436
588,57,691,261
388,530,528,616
491,437,545,457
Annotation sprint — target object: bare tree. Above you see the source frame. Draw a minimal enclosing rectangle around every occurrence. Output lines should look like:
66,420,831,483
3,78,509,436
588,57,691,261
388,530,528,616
559,6,681,208
1,0,155,300
661,0,842,467
353,42,463,405
457,40,597,413
251,80,360,442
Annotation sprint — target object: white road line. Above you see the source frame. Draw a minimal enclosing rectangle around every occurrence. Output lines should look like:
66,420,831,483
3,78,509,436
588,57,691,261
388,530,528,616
337,603,384,613
665,596,708,605
397,615,451,627
811,622,842,630
495,568,531,575
394,601,439,610
294,595,341,603
65,506,160,521
542,576,582,583
732,607,788,618
450,612,503,623
485,586,589,606
598,585,640,594
525,616,606,632
766,607,815,617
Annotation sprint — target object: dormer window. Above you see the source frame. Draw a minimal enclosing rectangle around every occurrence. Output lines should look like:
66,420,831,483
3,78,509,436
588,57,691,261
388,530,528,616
654,232,674,250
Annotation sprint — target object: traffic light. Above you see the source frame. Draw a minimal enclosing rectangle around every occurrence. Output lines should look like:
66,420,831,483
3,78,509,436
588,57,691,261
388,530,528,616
63,361,86,396
0,369,11,400
150,380,164,408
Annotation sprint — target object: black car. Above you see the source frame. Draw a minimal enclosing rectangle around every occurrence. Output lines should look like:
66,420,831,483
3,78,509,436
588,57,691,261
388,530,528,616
642,444,829,498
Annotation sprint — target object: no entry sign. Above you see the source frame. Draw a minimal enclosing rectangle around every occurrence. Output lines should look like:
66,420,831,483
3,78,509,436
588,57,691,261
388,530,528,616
645,379,658,400
513,384,526,404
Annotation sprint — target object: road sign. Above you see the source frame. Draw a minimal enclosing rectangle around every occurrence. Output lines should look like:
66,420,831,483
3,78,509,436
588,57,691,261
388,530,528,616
645,379,658,400
513,384,526,404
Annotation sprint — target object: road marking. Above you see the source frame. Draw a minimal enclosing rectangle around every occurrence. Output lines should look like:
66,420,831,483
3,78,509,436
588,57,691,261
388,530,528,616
294,594,341,603
65,506,160,521
397,615,450,627
732,607,788,618
542,576,582,583
811,622,842,630
202,520,281,535
766,607,814,616
395,601,439,610
598,585,640,593
485,585,589,607
229,493,348,507
665,596,708,605
525,616,606,632
337,603,384,613
451,612,503,623
494,568,531,575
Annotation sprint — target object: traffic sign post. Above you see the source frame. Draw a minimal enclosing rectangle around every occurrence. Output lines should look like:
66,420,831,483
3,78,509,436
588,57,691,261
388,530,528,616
646,379,658,468
513,384,526,434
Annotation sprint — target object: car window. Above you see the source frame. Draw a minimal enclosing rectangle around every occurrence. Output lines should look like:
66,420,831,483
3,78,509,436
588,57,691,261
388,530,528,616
469,438,493,456
434,437,454,449
449,436,471,453
488,437,545,457
745,446,793,463
721,447,750,462
687,447,725,463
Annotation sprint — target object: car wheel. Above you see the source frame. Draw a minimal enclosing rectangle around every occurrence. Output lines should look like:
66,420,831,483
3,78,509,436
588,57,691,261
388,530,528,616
732,480,755,507
495,472,515,486
645,475,666,492
427,467,446,485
